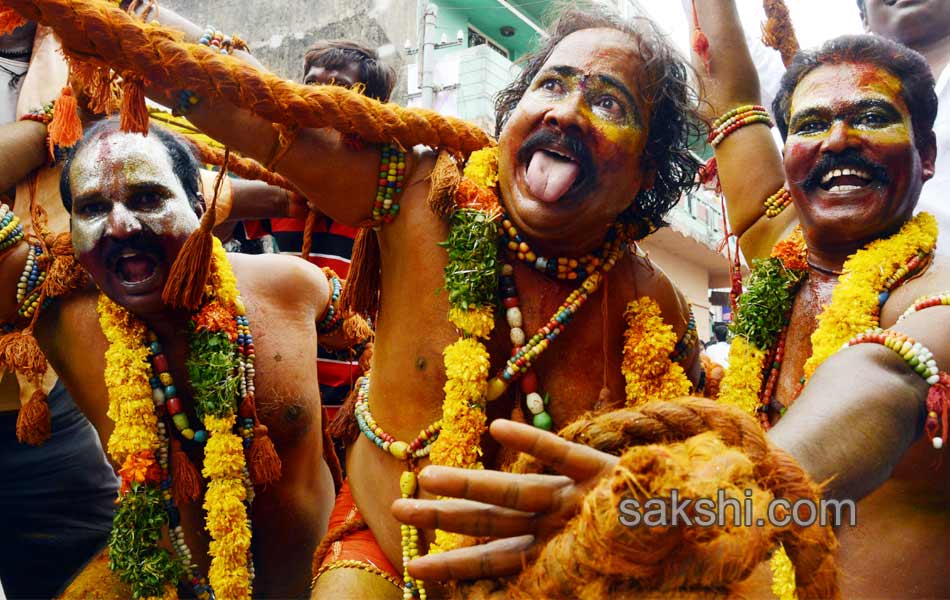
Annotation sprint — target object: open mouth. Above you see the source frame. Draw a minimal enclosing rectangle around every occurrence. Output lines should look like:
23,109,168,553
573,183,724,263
818,167,874,193
112,249,160,285
523,147,589,204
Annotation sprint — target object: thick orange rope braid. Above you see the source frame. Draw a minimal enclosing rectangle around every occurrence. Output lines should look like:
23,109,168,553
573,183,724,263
497,398,838,599
4,0,493,156
762,0,800,67
190,139,297,191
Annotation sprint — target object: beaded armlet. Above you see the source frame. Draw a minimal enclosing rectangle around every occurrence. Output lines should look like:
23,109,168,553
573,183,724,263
846,327,949,449
318,268,344,335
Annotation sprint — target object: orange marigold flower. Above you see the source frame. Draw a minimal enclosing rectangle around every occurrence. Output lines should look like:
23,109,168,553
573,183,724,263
455,179,499,212
770,227,807,271
119,450,161,493
195,300,237,339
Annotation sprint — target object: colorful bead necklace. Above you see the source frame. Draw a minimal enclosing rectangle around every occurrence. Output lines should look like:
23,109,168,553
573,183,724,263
487,220,627,421
98,238,269,600
498,214,623,281
354,374,441,600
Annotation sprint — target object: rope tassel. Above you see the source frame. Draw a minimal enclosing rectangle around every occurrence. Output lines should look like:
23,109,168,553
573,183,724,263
48,86,83,151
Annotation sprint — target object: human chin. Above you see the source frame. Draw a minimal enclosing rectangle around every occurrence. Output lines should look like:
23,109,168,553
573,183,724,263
78,238,170,316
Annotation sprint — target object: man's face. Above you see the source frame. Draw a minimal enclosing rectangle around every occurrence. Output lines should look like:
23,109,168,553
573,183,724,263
304,61,362,87
497,28,653,253
862,0,950,48
783,62,935,248
69,131,201,316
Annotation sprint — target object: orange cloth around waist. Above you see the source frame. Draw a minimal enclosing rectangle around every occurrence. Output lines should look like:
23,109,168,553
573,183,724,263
316,479,401,585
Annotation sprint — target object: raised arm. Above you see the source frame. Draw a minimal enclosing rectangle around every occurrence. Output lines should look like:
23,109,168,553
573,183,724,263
117,1,390,227
685,0,795,260
0,121,47,194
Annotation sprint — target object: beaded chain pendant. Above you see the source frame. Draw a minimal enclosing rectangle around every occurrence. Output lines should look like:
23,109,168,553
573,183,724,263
489,219,628,430
142,312,259,599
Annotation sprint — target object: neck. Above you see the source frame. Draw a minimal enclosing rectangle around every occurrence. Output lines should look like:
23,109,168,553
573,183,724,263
140,308,193,342
911,33,950,77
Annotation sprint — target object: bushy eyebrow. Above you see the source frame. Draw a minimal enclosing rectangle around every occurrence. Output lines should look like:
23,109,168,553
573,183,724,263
789,98,902,130
73,181,173,207
539,65,641,125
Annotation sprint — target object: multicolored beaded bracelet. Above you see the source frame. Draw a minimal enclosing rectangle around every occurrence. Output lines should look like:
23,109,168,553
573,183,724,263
708,104,773,148
845,328,949,449
353,373,440,600
173,90,200,116
371,144,405,226
764,187,792,218
0,206,25,252
318,268,344,334
354,375,442,460
897,291,950,323
19,102,54,126
670,312,698,364
198,25,249,55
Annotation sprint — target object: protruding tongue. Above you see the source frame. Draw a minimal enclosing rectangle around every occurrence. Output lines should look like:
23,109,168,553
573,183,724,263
117,255,156,283
526,150,580,203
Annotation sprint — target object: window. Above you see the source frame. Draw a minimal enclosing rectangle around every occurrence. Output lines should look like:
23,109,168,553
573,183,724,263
468,26,509,59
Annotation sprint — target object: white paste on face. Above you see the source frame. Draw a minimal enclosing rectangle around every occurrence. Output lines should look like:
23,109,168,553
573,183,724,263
69,131,200,256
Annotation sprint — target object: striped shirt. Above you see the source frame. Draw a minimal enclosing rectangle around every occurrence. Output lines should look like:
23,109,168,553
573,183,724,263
245,216,361,418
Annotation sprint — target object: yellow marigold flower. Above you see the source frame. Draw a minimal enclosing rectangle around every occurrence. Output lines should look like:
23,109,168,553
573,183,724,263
462,147,499,189
202,425,246,480
208,238,241,310
443,337,491,382
622,298,692,406
804,213,937,381
719,337,767,416
448,306,495,339
770,544,797,600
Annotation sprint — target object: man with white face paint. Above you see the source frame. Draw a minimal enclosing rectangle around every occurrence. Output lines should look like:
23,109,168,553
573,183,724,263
0,117,339,598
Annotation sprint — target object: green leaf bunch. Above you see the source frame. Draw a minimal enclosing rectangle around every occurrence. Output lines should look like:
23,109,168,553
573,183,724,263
732,257,805,350
440,208,500,310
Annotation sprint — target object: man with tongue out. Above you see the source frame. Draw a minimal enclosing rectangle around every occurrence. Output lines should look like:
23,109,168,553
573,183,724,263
87,2,705,596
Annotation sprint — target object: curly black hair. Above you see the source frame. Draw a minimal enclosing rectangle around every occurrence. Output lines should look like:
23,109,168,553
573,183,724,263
772,34,937,153
494,2,703,234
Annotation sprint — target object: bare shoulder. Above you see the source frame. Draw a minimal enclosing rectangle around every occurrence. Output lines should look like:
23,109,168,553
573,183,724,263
881,255,950,328
226,252,329,315
628,250,691,330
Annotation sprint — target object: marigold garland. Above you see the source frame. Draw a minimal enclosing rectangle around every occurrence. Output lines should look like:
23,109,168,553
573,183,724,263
720,213,937,599
98,237,255,599
622,298,692,406
803,213,937,381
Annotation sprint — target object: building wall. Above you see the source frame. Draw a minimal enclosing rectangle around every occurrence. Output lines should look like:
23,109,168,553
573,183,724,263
638,240,713,342
161,0,417,102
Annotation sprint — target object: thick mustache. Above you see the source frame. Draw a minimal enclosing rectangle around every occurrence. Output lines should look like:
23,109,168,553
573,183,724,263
101,234,165,268
516,128,596,182
800,150,890,189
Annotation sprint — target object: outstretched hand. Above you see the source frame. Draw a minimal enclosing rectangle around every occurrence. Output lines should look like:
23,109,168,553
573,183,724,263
390,419,619,581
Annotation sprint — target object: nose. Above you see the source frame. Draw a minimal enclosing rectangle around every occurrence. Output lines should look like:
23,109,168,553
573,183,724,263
542,91,591,137
822,119,860,154
105,203,143,239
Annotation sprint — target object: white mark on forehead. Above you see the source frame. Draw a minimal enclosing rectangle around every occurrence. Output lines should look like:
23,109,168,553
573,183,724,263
70,131,180,199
